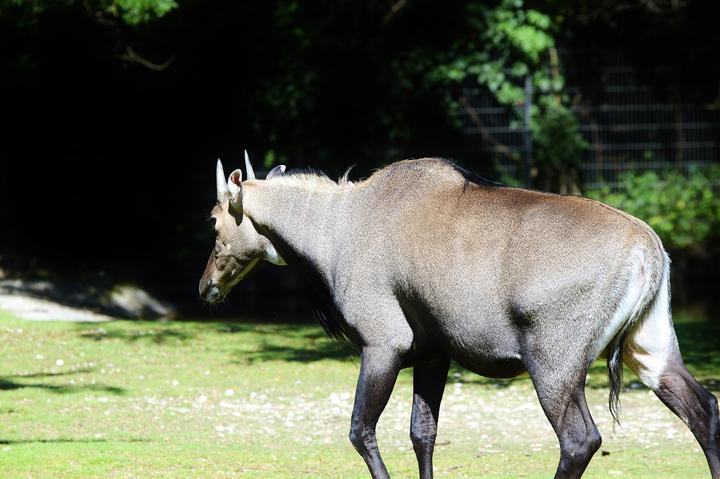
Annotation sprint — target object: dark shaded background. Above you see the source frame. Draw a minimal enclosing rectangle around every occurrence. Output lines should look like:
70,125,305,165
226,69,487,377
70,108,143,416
1,0,719,314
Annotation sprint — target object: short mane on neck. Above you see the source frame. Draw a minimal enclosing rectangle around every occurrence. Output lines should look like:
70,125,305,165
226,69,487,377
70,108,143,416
263,168,355,191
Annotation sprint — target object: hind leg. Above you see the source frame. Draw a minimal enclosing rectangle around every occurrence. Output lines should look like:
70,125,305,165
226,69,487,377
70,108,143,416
525,352,602,478
410,357,450,479
656,357,720,477
625,312,720,477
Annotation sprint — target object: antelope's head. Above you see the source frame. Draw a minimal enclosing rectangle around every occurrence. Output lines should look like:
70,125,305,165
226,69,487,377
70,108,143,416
199,153,286,303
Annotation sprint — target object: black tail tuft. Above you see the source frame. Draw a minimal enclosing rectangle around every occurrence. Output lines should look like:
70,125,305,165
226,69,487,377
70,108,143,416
607,331,627,425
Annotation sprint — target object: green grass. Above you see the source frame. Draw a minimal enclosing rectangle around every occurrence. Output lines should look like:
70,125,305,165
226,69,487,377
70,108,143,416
0,308,717,478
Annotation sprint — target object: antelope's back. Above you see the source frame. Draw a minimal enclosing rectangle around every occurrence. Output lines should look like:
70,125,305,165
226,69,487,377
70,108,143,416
353,158,663,329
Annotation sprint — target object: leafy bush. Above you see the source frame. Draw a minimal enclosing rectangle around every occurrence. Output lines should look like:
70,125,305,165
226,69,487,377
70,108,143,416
532,103,588,193
586,167,720,250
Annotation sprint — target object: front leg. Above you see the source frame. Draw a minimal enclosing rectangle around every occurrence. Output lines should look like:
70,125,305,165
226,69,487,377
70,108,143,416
350,346,403,479
410,357,450,479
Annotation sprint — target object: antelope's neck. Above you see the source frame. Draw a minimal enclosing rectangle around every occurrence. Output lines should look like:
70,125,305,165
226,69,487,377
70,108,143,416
243,181,345,287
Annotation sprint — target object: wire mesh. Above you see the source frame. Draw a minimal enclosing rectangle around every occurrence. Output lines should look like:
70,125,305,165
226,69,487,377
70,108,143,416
457,49,720,190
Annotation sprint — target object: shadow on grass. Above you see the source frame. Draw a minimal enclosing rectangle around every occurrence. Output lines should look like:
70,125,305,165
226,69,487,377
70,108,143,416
0,379,125,394
76,318,357,363
79,326,193,344
0,367,125,395
675,320,720,375
225,323,356,364
70,312,720,392
4,368,95,379
234,341,354,364
0,437,149,445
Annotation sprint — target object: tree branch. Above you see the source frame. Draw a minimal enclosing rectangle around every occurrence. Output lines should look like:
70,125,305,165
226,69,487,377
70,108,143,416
459,96,517,161
118,46,175,71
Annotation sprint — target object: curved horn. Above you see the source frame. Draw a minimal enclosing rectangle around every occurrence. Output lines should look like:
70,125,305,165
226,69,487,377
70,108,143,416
216,159,229,202
244,150,256,180
266,164,286,179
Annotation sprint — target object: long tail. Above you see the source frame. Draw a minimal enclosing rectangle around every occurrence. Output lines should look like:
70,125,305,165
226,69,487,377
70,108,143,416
607,331,628,424
606,248,669,425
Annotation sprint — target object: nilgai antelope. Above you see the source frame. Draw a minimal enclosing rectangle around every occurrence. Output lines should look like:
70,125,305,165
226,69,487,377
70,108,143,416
199,153,720,479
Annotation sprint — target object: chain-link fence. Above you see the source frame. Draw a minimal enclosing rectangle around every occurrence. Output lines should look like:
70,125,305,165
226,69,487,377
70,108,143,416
458,49,720,190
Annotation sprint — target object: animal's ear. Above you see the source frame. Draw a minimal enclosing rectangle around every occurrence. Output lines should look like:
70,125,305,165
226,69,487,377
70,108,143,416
227,169,243,219
266,164,286,179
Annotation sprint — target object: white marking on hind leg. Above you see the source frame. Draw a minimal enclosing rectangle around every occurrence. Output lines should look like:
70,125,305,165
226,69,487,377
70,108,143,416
594,249,646,359
624,262,676,390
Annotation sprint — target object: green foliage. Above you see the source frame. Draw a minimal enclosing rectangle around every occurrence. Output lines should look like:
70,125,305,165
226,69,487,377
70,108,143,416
0,0,177,25
434,0,560,109
532,103,588,193
113,0,177,25
533,104,587,170
587,167,720,249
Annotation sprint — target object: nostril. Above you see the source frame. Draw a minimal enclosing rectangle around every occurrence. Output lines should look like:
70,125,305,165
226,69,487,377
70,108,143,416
202,284,221,303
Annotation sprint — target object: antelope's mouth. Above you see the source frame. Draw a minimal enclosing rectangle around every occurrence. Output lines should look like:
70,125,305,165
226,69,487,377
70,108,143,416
201,258,261,303
203,283,225,303
199,275,230,303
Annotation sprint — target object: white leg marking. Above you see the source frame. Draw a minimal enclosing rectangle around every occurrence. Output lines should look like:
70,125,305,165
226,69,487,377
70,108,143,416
595,248,646,358
624,257,675,389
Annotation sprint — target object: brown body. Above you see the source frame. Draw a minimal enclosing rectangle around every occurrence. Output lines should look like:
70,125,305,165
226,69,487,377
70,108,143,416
200,157,720,479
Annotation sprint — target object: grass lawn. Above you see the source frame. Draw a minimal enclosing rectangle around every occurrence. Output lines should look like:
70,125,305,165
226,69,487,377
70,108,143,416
0,308,718,478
